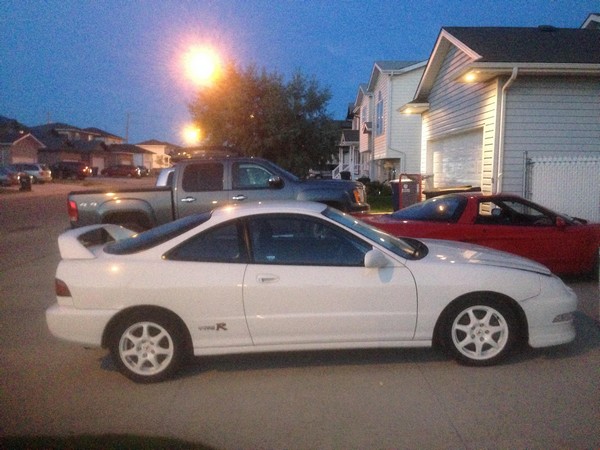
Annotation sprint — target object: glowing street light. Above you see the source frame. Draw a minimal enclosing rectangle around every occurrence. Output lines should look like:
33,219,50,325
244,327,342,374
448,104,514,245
183,46,221,87
182,124,201,145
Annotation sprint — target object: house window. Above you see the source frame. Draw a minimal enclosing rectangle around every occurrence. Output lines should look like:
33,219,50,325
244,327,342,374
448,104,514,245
376,92,384,135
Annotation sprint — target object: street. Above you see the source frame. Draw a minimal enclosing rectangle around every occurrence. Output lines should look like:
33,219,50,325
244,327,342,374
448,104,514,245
0,180,599,449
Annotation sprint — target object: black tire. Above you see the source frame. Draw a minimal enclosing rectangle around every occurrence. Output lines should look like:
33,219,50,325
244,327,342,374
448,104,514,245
108,310,186,383
443,296,518,366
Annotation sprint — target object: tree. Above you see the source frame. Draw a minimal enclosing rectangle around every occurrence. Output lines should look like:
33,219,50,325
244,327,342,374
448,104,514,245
188,62,338,175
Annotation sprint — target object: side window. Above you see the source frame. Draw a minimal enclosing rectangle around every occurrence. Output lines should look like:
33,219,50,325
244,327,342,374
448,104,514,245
164,221,247,263
182,162,224,192
249,215,370,266
233,162,273,189
476,199,553,226
376,91,384,135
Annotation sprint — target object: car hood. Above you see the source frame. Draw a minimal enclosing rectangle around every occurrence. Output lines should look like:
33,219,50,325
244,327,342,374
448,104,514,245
420,238,552,275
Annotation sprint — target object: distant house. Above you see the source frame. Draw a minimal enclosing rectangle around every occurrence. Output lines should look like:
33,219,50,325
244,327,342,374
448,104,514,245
0,116,46,165
136,139,175,171
31,123,111,171
342,61,426,181
402,25,600,221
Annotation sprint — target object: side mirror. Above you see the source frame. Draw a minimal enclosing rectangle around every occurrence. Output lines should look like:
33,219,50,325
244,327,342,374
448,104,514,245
268,176,284,189
556,216,567,230
364,249,389,268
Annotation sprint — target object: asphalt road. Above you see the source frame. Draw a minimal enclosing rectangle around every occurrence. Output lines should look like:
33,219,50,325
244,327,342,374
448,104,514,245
1,179,599,449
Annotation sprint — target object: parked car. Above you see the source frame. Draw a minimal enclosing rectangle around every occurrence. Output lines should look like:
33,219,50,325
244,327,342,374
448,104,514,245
356,193,600,277
9,163,52,183
137,165,150,177
46,201,576,383
101,164,141,178
50,161,92,180
0,166,21,186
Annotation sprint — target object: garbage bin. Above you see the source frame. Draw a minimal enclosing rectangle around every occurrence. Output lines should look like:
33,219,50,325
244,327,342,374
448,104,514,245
399,179,419,209
390,180,399,211
19,174,32,191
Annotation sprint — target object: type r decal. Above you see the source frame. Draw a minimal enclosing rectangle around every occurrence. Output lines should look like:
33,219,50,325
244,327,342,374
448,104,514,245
198,323,228,331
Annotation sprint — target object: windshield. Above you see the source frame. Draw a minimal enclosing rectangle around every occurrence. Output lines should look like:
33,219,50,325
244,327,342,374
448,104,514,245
323,208,425,259
391,195,467,222
104,212,212,255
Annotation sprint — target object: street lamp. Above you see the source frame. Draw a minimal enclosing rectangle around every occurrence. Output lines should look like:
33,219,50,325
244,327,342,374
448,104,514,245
183,46,221,87
182,124,201,145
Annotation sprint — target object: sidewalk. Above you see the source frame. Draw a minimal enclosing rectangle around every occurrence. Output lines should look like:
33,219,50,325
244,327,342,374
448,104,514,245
0,176,156,199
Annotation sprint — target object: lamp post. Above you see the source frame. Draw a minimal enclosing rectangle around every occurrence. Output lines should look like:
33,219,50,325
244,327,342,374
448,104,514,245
183,46,221,87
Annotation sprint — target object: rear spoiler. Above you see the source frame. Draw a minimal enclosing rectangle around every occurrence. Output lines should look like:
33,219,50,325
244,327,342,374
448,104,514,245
58,224,136,259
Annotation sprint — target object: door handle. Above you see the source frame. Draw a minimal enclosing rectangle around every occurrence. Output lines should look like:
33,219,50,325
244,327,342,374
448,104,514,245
180,197,196,203
257,274,279,283
232,195,247,201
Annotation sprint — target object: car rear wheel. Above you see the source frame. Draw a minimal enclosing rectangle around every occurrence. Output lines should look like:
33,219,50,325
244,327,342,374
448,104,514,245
444,297,517,366
109,311,186,383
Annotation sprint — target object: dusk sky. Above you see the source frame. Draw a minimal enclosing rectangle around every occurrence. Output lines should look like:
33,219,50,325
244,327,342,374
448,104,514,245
1,0,597,145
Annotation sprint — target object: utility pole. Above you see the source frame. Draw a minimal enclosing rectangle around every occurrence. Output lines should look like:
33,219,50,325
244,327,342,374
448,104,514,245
125,112,130,143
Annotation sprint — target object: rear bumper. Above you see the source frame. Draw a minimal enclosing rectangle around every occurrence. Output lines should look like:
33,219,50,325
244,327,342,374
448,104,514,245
46,303,116,347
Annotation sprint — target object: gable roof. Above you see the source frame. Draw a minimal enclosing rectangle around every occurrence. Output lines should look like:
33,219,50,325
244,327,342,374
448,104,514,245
412,26,600,104
83,127,123,140
109,144,153,154
367,60,427,91
582,13,600,29
443,26,600,64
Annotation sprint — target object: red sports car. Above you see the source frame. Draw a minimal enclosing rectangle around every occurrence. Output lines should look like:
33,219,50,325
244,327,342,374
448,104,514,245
357,193,600,277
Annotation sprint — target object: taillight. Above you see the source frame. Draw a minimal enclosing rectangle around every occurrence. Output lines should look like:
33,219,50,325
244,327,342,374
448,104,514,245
68,199,78,222
55,279,72,297
353,188,363,204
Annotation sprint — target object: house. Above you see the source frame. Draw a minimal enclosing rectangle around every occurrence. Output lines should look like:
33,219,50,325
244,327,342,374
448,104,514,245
31,123,114,171
0,116,46,165
402,25,600,221
136,139,175,172
340,61,426,181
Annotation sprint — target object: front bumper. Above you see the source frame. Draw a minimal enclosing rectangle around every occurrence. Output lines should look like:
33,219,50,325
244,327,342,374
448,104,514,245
524,278,578,348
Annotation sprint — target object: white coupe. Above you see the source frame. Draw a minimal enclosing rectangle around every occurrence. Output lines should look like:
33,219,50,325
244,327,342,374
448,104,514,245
47,201,577,383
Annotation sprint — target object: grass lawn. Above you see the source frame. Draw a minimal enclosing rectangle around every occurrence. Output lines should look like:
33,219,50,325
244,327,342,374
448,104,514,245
368,195,393,213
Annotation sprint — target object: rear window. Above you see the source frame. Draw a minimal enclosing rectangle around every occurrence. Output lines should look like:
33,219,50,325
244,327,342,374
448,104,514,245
182,162,224,191
391,195,467,222
104,213,212,255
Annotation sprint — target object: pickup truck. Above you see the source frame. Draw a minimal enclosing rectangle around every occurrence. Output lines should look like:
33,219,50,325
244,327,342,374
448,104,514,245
67,157,369,230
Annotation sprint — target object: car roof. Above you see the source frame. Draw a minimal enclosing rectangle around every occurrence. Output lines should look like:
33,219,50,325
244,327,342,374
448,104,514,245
434,192,527,201
210,200,328,221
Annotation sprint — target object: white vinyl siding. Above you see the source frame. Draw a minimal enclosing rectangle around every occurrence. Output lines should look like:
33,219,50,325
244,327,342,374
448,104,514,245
502,77,600,195
390,67,425,173
421,47,499,192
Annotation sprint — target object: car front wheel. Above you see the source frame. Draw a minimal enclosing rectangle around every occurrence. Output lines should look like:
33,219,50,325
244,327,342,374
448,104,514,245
444,298,517,366
109,311,186,383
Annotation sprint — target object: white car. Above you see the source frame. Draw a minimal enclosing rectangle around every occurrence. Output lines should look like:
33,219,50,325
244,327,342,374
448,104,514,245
46,201,577,383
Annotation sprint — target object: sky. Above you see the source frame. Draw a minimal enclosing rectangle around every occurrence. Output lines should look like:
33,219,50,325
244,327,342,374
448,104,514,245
1,0,597,145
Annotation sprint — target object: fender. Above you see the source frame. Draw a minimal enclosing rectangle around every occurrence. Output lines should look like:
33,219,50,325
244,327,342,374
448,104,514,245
97,198,157,227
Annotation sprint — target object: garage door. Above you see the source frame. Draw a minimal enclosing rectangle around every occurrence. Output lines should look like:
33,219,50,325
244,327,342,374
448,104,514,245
429,130,482,188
